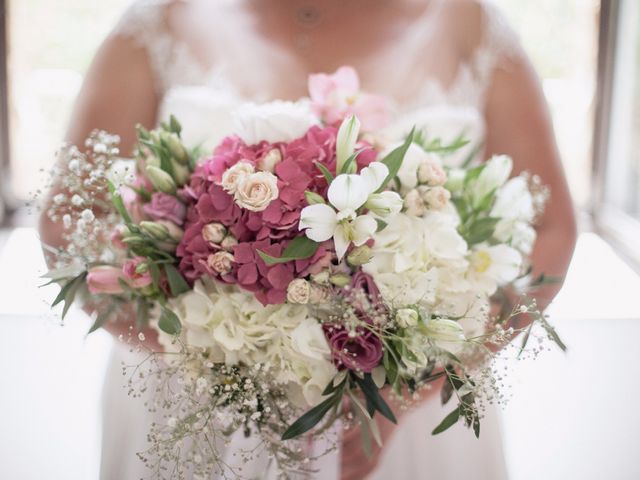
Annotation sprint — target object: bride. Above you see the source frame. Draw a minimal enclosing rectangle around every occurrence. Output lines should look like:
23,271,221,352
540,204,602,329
39,0,576,478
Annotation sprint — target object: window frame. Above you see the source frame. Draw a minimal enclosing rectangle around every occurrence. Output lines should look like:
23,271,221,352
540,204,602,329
0,0,9,226
592,0,640,268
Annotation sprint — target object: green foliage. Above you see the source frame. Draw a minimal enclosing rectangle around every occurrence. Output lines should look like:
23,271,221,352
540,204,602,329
258,236,320,265
158,307,182,335
377,128,415,193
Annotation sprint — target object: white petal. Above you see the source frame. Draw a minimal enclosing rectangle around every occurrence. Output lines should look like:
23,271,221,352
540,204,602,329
299,204,338,242
352,214,377,246
336,115,361,173
359,162,389,193
334,225,350,260
328,174,369,211
487,245,522,284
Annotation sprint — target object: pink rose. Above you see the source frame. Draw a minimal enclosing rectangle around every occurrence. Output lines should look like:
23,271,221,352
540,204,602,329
143,192,186,225
308,66,390,131
87,266,125,295
122,257,153,289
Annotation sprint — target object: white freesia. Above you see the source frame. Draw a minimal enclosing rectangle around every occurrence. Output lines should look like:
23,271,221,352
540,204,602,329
471,155,513,207
468,244,523,294
233,100,319,144
299,162,401,260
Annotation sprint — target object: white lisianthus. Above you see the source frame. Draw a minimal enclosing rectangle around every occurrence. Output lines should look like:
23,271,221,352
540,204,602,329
299,162,401,260
471,155,513,207
233,100,319,144
491,176,537,254
424,318,466,343
468,244,523,294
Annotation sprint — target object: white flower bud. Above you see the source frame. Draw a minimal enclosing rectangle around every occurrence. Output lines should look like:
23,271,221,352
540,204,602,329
202,223,227,244
403,189,426,217
145,165,177,194
287,279,311,304
365,191,403,218
257,149,282,173
395,308,419,328
347,244,373,266
424,318,466,343
336,115,360,174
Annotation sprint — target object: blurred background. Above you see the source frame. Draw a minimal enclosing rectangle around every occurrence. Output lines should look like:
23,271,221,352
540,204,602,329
0,1,639,479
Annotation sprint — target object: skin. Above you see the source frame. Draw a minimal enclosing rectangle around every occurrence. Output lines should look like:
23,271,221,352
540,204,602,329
38,0,577,478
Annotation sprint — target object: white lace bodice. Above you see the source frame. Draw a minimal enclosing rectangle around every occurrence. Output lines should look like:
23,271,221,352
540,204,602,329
114,0,523,162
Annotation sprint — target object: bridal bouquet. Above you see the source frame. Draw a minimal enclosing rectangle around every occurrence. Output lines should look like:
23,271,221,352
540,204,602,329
43,67,563,477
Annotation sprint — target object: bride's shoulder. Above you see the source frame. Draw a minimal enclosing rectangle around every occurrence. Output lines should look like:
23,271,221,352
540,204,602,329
437,0,521,64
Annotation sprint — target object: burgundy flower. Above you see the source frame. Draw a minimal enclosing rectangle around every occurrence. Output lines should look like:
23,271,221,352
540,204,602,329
324,325,383,373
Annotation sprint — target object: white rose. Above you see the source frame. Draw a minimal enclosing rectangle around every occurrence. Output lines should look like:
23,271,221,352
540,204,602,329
287,279,311,304
257,148,282,172
234,171,279,212
403,189,426,217
221,161,254,194
395,308,419,328
207,251,234,274
202,222,227,244
233,100,319,145
417,157,447,185
422,186,451,210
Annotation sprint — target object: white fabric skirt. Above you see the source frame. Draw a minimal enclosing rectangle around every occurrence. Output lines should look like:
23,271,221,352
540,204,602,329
100,342,508,480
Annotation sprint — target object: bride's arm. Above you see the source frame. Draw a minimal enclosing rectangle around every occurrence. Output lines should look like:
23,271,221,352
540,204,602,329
484,49,577,315
38,31,162,349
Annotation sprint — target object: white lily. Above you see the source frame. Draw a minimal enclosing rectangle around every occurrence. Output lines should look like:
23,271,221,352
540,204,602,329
336,115,361,174
299,162,400,260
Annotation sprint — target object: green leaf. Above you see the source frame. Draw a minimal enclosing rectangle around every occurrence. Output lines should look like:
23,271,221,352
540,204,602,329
135,298,150,330
158,307,182,335
354,373,397,424
282,393,340,440
377,128,415,193
164,264,190,296
464,217,500,245
375,219,388,233
422,134,470,155
540,318,567,352
88,302,118,334
432,407,460,435
258,236,320,265
529,273,563,288
315,162,335,184
463,165,485,188
169,114,182,135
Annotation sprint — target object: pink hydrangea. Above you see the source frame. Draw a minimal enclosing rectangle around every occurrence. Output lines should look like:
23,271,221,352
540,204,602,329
177,127,373,305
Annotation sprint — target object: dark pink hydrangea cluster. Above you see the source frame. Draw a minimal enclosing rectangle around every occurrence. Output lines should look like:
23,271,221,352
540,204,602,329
176,126,376,305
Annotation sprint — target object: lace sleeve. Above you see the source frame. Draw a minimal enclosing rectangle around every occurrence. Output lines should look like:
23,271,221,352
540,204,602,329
113,0,206,95
473,1,525,98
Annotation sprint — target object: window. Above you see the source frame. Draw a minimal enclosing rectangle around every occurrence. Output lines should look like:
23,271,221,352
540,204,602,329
593,0,640,265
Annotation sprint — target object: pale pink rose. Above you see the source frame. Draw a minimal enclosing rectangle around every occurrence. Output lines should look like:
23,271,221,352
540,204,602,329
142,192,186,225
287,279,311,304
418,158,447,186
403,189,426,217
122,256,153,289
87,266,125,295
234,171,279,212
207,251,234,275
308,66,390,131
220,161,254,194
309,283,331,304
201,222,227,244
423,186,451,210
220,235,238,251
257,149,282,173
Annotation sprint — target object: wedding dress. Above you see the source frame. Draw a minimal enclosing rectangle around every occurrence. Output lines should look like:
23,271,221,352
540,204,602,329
101,1,521,478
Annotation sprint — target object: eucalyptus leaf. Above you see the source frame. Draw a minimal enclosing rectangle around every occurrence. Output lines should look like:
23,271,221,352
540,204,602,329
432,407,460,435
164,264,190,296
88,302,118,334
281,393,340,440
158,307,182,335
